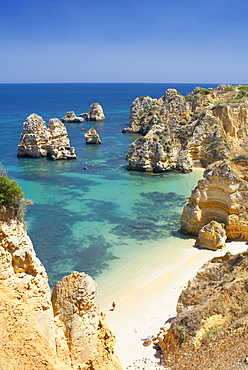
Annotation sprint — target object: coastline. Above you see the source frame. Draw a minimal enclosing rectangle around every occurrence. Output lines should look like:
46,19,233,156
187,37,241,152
102,240,248,369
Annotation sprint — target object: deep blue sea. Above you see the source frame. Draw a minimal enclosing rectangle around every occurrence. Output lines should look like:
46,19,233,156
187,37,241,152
0,83,218,304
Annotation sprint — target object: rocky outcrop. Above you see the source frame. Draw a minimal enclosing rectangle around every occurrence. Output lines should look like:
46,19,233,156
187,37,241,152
17,113,76,160
0,216,121,370
181,159,248,240
156,251,248,370
124,85,248,172
195,221,227,250
62,111,84,123
52,272,121,370
83,103,105,121
84,127,102,144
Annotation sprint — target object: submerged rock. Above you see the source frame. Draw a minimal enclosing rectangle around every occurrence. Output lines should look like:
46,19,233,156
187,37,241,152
83,103,105,121
84,127,102,144
17,113,76,160
62,111,84,123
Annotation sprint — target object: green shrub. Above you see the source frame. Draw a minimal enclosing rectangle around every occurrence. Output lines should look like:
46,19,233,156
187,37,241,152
231,154,248,161
238,85,248,91
0,173,31,220
224,87,234,92
199,89,211,95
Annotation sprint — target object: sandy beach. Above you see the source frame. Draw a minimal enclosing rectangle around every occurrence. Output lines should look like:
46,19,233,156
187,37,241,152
102,241,248,369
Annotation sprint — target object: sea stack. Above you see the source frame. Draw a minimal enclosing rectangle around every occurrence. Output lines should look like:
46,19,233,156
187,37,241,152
62,111,84,123
84,127,102,144
84,103,105,121
17,113,76,160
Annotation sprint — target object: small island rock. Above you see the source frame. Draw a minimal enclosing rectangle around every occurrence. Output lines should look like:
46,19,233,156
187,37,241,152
62,111,84,123
84,127,102,144
83,103,105,121
17,113,76,160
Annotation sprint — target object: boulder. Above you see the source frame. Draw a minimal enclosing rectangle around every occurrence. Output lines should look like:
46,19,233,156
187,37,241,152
195,220,227,250
84,127,102,144
17,113,76,160
85,103,105,121
62,111,84,123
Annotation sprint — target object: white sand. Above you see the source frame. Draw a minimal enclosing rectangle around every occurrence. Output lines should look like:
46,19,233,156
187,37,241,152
102,241,248,369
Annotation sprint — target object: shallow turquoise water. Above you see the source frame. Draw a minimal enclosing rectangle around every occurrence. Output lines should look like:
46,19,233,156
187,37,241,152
0,83,214,296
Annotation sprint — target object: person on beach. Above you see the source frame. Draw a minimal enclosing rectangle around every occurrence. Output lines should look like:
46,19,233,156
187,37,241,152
112,302,116,311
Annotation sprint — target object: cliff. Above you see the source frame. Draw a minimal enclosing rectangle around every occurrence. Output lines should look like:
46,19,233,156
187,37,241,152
156,250,248,370
0,215,121,370
17,113,76,160
181,159,248,240
123,84,248,172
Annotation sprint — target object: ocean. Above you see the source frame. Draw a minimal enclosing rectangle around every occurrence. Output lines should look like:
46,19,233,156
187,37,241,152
0,83,218,305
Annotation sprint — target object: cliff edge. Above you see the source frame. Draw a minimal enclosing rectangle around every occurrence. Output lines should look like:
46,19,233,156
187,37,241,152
157,250,248,370
0,179,121,370
181,158,248,240
123,84,248,172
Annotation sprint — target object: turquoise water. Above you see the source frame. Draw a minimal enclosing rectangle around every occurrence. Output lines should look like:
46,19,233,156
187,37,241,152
0,83,216,299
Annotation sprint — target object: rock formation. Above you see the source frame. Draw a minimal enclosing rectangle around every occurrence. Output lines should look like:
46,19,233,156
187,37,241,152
52,272,121,370
123,84,248,172
82,103,105,121
62,111,84,123
156,250,248,370
17,113,76,160
181,159,248,240
84,127,102,144
0,211,121,369
194,220,227,250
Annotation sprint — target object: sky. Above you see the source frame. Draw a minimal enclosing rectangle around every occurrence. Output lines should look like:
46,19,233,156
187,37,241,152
0,0,248,83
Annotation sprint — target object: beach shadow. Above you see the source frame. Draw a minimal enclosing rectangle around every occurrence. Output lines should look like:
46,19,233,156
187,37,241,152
164,316,176,324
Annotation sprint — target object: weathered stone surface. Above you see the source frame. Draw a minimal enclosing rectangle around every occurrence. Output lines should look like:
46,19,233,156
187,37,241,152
0,219,57,354
195,220,227,250
84,103,105,121
0,216,121,369
52,272,121,370
84,127,102,144
181,159,248,240
62,111,84,123
157,251,248,370
124,85,248,172
17,113,76,160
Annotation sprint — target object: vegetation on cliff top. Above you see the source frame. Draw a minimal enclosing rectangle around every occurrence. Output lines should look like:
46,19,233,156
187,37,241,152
0,169,31,221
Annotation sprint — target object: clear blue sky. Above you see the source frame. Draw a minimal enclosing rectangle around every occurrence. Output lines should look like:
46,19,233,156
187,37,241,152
1,0,248,83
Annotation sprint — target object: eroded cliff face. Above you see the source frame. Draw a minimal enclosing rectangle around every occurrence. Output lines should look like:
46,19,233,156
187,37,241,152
0,217,121,370
17,113,76,160
181,159,248,240
124,84,248,172
156,251,248,370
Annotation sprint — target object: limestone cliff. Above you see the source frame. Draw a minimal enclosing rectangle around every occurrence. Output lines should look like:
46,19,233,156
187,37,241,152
181,159,248,240
17,113,76,160
156,250,248,370
124,84,248,172
0,216,121,370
